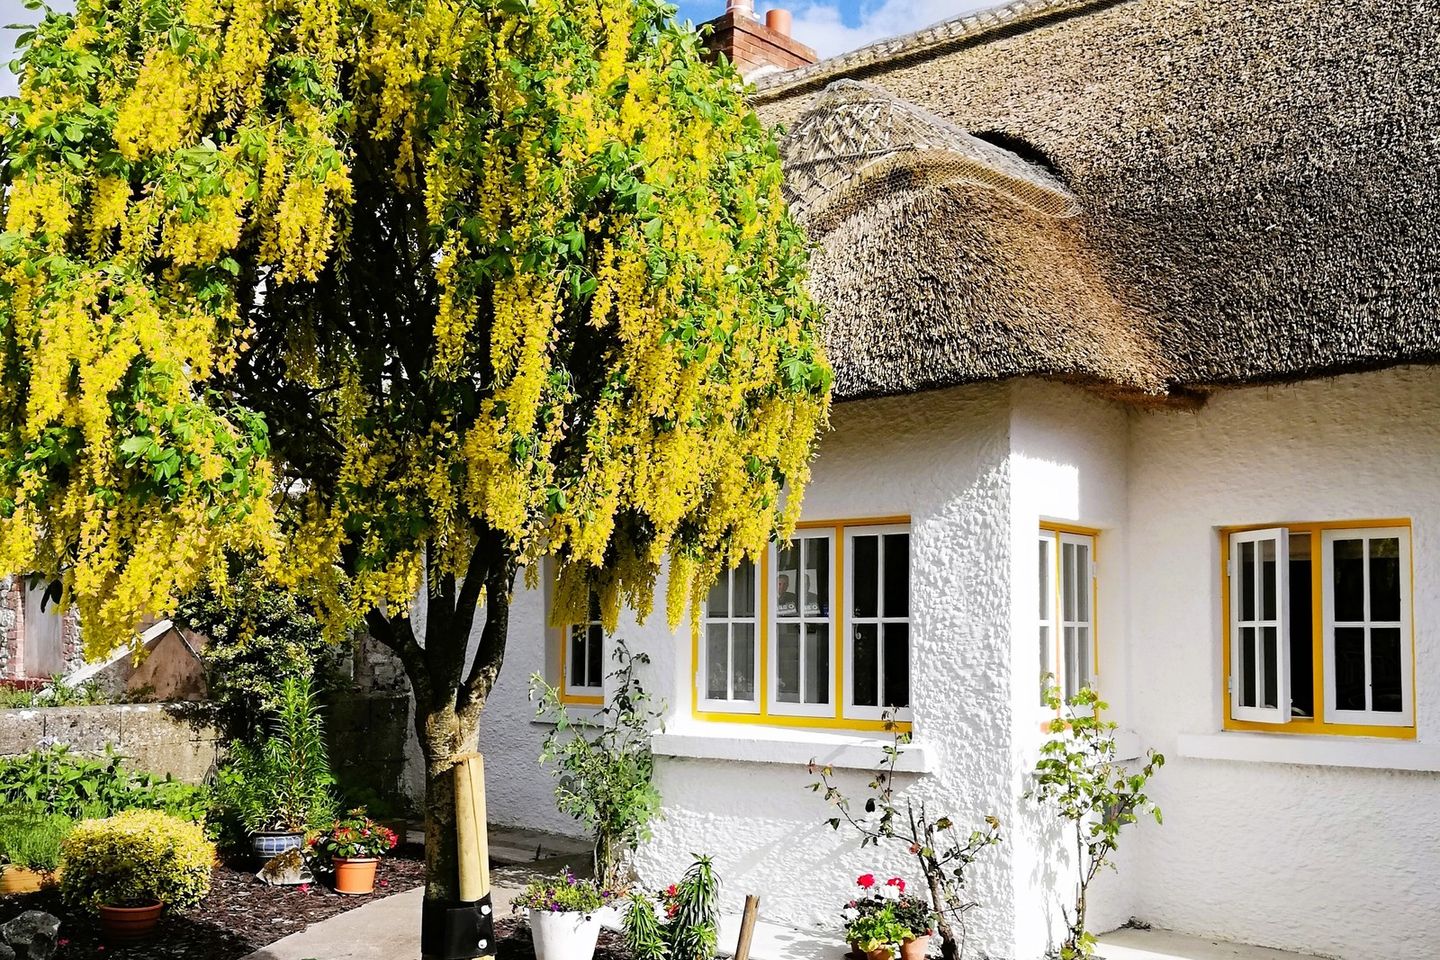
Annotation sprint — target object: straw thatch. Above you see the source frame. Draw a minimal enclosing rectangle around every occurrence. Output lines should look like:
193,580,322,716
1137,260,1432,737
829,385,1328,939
759,0,1440,401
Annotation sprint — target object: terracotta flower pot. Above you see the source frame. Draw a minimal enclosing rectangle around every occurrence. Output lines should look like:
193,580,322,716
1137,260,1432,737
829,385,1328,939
901,935,932,959
99,901,163,941
333,856,380,895
850,943,895,960
0,866,45,895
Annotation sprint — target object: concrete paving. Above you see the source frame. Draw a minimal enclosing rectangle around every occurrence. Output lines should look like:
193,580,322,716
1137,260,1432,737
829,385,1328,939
1098,928,1326,960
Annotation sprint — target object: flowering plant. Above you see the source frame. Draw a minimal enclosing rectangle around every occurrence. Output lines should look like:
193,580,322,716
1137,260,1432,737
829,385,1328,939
843,874,936,952
514,869,614,914
308,808,399,863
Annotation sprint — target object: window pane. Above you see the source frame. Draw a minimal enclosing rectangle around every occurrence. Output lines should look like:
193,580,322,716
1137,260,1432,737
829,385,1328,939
1240,540,1255,621
587,624,604,688
852,536,878,619
1064,626,1078,699
776,544,800,618
1369,538,1401,622
1071,625,1091,691
1332,539,1365,621
1371,627,1403,713
732,623,756,701
733,560,756,619
804,624,830,703
1334,626,1366,710
883,534,910,618
852,623,878,707
707,571,729,618
1240,626,1256,707
883,623,910,708
1038,538,1051,618
706,624,730,700
1075,543,1090,622
1039,625,1052,706
570,626,587,687
1062,543,1077,620
1289,534,1315,718
776,623,800,702
1261,539,1277,621
804,538,829,617
1262,626,1278,709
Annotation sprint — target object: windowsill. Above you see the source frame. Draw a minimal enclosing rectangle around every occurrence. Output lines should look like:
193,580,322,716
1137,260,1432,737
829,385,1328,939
1177,731,1440,772
651,722,936,773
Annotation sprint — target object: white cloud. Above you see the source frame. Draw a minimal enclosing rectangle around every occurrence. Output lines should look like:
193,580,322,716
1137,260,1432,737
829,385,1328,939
782,0,993,59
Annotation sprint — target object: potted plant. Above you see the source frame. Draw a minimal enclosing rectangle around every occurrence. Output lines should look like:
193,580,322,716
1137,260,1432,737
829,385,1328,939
516,869,614,960
214,676,336,862
843,874,936,960
0,807,71,894
308,808,399,895
59,809,214,941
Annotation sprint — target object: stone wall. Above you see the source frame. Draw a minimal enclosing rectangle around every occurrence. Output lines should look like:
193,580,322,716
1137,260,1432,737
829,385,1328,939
326,693,412,813
0,577,20,678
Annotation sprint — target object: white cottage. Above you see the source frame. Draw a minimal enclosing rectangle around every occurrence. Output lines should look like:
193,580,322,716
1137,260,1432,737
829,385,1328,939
464,1,1440,958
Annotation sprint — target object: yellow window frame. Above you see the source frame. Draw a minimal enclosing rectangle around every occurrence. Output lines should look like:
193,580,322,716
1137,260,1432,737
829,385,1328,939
691,515,913,733
1219,518,1417,739
557,612,605,707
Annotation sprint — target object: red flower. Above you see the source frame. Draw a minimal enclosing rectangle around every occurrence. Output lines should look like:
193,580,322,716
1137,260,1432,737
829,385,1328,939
666,884,678,897
886,877,905,893
856,874,876,889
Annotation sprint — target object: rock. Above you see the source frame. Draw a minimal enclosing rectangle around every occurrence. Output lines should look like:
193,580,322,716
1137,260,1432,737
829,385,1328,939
0,943,15,960
0,910,60,960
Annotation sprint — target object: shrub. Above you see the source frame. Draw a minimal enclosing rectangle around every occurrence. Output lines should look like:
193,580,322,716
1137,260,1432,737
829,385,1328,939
624,855,720,960
0,806,73,872
174,557,348,742
513,869,612,914
842,874,936,953
0,675,116,708
0,745,209,823
212,675,336,834
60,810,214,912
530,638,664,889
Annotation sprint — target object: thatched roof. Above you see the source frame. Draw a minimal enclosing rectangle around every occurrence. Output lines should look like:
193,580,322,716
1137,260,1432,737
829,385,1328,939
759,0,1440,401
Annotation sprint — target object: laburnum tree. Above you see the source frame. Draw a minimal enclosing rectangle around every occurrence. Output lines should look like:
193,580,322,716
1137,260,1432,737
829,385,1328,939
0,0,830,918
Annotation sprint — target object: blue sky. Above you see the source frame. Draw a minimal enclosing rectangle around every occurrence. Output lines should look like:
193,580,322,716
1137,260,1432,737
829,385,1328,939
674,1,987,58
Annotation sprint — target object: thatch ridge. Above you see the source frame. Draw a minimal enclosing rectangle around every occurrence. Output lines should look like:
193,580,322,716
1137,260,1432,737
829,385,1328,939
765,0,1440,401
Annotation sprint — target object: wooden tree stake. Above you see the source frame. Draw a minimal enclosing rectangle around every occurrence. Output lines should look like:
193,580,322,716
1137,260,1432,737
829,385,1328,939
734,894,761,960
453,752,490,903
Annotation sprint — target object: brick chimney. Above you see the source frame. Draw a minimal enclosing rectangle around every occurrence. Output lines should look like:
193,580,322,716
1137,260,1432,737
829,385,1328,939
703,1,818,79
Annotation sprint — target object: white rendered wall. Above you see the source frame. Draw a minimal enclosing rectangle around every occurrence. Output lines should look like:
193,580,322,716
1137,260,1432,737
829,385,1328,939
1006,380,1137,958
1124,366,1440,960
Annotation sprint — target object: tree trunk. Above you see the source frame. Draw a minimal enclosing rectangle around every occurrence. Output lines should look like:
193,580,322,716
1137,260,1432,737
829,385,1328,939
924,867,962,960
418,705,482,905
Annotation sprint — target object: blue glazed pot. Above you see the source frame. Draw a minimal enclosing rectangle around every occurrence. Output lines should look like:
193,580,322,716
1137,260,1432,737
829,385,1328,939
251,831,305,860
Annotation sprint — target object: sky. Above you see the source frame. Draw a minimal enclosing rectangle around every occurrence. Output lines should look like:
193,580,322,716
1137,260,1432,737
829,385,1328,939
675,0,988,58
0,0,989,95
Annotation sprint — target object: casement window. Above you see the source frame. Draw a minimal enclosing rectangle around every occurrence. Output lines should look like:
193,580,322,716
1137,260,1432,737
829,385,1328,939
1223,521,1414,737
694,517,913,730
699,559,761,713
1038,525,1098,707
561,594,605,706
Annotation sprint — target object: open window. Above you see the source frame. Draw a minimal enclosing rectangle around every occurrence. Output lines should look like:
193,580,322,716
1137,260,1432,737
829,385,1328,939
1228,528,1291,724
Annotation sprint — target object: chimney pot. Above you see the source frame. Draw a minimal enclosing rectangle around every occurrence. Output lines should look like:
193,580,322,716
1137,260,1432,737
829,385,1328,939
765,8,793,37
726,0,756,18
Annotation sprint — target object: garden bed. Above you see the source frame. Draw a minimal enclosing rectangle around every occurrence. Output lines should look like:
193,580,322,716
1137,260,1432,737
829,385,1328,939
0,845,429,959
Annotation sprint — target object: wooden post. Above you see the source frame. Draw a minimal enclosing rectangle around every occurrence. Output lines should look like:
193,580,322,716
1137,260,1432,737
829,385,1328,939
453,753,490,903
734,894,761,960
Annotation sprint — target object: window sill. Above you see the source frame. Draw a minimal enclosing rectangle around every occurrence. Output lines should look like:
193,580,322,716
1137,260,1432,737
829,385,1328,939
1177,731,1440,772
651,722,936,773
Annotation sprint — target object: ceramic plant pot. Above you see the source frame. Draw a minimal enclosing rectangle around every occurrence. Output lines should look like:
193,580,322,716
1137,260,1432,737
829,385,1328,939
530,908,604,960
900,935,932,960
99,901,163,941
250,831,305,861
849,943,894,960
0,865,45,895
333,856,380,895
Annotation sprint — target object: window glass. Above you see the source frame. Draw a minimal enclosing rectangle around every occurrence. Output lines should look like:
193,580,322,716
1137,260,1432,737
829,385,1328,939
852,536,878,619
883,534,910,618
853,623,879,707
882,623,910,708
701,560,759,708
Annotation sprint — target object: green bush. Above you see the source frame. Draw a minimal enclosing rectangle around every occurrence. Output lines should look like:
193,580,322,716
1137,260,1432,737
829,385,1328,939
60,810,214,912
0,806,73,871
174,556,348,742
0,675,116,708
513,870,611,913
0,745,210,822
624,856,721,960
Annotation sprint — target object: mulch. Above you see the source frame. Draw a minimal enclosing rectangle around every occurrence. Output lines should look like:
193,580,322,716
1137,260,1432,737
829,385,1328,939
0,843,635,959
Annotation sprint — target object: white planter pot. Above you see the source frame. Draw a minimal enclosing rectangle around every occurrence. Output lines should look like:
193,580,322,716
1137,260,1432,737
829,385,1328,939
529,908,603,960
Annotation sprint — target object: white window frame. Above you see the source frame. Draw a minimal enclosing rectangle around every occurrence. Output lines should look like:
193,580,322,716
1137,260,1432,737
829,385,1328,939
1057,531,1097,702
843,523,913,723
1038,532,1058,710
1228,527,1292,724
768,529,837,719
563,602,605,703
697,559,762,715
1321,527,1413,727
